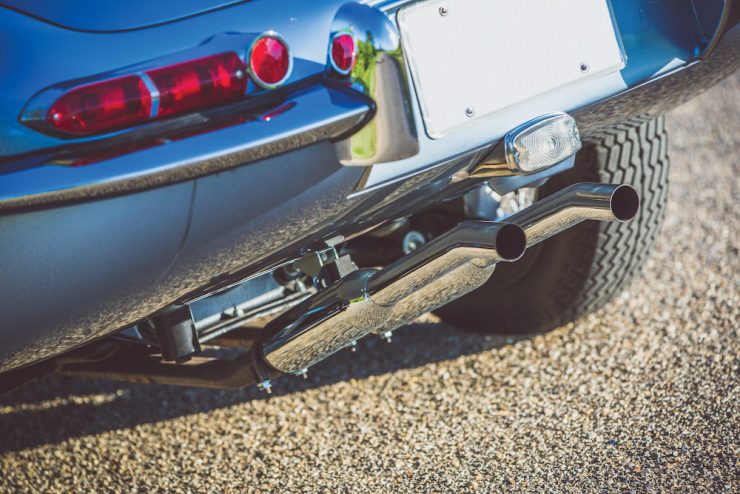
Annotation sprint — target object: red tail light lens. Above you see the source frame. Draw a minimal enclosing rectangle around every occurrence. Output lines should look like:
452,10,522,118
147,52,247,117
330,33,356,76
248,35,291,88
46,76,152,134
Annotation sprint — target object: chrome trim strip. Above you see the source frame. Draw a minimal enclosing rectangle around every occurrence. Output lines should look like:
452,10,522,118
138,72,161,119
331,2,419,167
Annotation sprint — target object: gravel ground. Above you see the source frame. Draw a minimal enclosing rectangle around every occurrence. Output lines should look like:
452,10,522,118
1,75,738,494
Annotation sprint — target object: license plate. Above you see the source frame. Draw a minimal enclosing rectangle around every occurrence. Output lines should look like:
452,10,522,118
398,0,625,138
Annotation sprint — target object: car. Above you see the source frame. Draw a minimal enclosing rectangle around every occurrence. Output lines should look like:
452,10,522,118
0,0,738,394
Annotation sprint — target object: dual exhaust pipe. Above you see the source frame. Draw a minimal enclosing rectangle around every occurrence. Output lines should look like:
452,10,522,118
57,182,640,388
260,183,640,375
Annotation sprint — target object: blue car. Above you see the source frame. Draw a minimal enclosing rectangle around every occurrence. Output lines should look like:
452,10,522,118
0,0,737,393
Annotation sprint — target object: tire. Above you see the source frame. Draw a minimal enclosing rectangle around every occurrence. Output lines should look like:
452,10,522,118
436,116,670,334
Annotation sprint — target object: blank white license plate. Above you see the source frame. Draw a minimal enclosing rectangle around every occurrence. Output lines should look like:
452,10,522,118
398,0,625,138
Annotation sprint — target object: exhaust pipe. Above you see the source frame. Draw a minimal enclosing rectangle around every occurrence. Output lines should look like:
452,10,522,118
260,183,639,376
507,183,640,246
261,222,526,375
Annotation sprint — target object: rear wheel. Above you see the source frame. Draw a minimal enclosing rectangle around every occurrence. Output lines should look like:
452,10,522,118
436,116,670,334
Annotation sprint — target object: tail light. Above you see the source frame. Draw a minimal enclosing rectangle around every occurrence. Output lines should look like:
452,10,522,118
39,34,293,137
329,32,357,76
46,76,152,134
248,34,292,88
147,53,247,117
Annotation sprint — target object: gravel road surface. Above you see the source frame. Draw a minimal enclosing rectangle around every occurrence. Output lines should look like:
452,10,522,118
1,74,738,494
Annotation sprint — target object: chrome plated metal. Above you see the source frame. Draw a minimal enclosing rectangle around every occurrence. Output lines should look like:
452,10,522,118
259,182,639,376
138,73,161,119
260,269,384,375
331,2,419,167
507,183,640,247
365,222,525,336
260,222,525,374
469,113,582,178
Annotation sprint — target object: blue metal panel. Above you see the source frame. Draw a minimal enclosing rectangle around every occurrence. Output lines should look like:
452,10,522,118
0,0,250,32
0,183,193,370
612,0,702,85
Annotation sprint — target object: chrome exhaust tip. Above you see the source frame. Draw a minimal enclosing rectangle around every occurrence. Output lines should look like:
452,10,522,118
495,223,528,261
610,184,640,222
507,183,640,246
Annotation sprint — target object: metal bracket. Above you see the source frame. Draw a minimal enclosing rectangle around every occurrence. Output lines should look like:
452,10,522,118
292,246,340,277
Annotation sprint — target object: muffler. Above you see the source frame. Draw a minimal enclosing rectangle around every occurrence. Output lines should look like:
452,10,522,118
260,222,527,375
259,182,639,376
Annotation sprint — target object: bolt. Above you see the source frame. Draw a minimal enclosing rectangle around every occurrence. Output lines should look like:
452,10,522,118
257,380,272,394
439,6,448,16
580,62,590,73
381,331,393,343
298,368,308,379
348,341,357,352
465,107,475,118
402,230,426,254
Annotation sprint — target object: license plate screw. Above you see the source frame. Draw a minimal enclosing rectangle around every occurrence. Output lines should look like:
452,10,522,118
465,106,475,118
439,6,448,16
580,62,590,73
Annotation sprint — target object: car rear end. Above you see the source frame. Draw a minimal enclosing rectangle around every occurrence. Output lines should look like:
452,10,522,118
0,0,737,389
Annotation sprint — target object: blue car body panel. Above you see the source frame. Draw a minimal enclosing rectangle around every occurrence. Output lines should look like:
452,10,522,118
0,0,250,32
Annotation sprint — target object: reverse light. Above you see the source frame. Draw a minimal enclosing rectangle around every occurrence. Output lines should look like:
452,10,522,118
329,32,356,76
248,34,292,88
147,53,247,117
46,76,152,134
505,113,582,173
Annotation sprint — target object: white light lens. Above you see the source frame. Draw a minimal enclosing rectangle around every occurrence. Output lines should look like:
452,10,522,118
505,114,582,173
